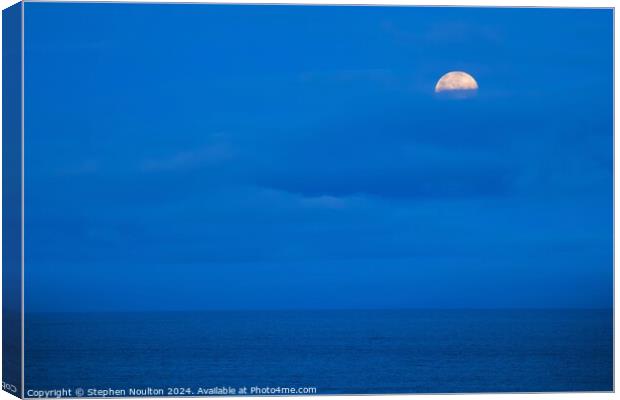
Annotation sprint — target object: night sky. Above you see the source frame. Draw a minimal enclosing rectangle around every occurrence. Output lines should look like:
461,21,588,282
24,4,613,311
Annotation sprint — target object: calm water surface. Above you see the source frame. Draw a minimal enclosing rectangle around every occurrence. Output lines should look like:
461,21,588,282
25,309,612,395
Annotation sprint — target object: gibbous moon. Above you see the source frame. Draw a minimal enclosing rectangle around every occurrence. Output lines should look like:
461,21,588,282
435,71,478,93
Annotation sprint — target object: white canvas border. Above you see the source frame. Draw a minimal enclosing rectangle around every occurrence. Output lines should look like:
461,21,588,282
0,1,615,400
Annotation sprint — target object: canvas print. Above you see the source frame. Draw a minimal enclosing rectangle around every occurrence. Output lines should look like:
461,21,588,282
2,2,613,397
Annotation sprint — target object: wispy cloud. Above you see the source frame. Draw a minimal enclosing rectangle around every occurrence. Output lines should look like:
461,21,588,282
140,133,235,172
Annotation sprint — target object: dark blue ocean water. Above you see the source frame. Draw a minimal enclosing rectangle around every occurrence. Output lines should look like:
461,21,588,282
25,309,612,395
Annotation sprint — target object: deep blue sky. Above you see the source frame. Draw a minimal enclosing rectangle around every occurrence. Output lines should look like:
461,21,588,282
24,4,612,311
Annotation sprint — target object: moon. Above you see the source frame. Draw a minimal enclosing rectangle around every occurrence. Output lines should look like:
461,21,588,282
435,71,478,93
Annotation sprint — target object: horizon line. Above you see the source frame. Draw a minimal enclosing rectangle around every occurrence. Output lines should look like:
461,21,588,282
20,307,614,314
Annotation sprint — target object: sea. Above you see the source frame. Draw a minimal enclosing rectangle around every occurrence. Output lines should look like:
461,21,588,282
24,309,612,396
